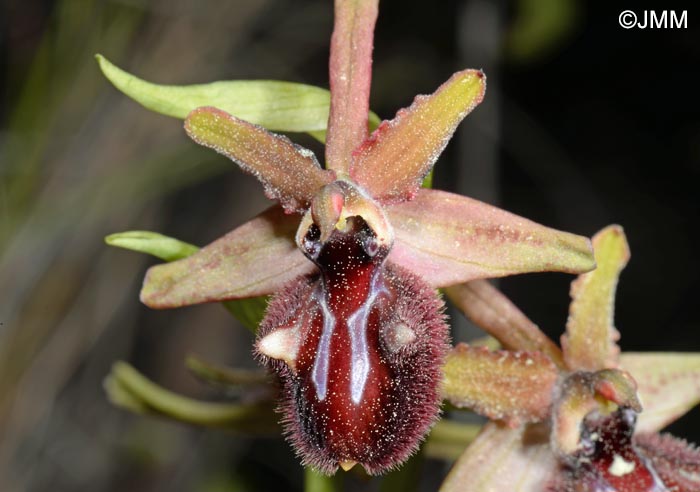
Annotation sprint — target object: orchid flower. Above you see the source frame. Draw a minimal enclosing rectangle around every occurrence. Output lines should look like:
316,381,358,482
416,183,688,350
99,0,596,476
440,225,700,491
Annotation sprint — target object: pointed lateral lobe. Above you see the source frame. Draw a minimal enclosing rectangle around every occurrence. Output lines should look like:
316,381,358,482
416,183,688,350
325,0,378,173
440,422,555,492
350,70,485,204
446,280,565,369
620,352,700,433
562,225,629,372
141,206,315,308
387,188,595,288
185,107,334,213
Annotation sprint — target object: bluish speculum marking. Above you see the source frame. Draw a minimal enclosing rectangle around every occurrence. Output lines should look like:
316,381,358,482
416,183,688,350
346,264,388,404
311,290,335,401
309,218,389,405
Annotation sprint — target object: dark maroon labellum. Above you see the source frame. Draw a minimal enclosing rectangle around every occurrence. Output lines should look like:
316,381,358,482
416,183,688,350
553,408,671,492
256,217,449,474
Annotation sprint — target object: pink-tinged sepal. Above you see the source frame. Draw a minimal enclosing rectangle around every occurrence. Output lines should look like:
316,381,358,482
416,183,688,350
256,217,448,475
325,0,378,173
141,206,314,308
387,188,595,288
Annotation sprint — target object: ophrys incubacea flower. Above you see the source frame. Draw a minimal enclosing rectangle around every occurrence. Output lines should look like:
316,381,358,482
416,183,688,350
100,0,595,475
441,226,700,491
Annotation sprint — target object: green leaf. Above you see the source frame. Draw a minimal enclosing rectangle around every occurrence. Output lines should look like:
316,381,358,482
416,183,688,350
106,229,269,332
96,54,381,137
104,361,279,434
105,231,198,262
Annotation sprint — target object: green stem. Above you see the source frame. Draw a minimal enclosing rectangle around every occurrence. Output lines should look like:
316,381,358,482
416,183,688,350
423,419,481,461
105,361,279,434
186,355,271,387
304,468,343,492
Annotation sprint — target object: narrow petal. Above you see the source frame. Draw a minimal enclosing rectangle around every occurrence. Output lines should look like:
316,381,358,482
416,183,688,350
325,0,378,173
140,206,315,308
619,352,700,433
440,422,555,492
185,107,334,213
351,70,485,204
445,280,565,368
387,188,595,287
442,344,558,425
562,225,629,371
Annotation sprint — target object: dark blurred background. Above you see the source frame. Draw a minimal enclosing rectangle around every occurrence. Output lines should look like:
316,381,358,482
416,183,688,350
1,0,698,490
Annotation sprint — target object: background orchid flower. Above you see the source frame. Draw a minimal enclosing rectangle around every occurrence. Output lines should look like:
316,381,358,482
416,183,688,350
440,225,700,491
98,0,597,478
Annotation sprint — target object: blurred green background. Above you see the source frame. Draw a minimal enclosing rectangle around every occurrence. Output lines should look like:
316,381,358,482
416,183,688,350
1,0,698,490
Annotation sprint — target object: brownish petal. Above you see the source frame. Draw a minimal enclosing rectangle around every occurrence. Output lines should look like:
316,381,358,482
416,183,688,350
562,225,629,372
440,422,555,492
442,344,559,426
140,206,315,308
619,352,700,433
387,188,595,287
185,107,334,213
325,0,378,173
350,70,485,204
445,280,565,368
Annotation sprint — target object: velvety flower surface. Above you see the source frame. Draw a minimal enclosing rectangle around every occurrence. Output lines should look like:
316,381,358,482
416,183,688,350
440,226,700,491
100,0,597,476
